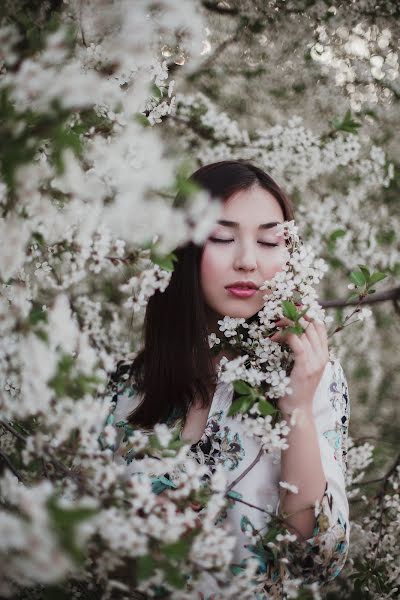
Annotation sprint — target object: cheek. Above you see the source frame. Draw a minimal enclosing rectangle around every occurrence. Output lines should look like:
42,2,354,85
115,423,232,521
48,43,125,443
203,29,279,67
200,245,226,285
261,247,289,278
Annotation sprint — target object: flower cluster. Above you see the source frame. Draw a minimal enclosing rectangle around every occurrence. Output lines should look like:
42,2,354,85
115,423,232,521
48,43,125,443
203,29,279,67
310,22,399,112
120,262,173,313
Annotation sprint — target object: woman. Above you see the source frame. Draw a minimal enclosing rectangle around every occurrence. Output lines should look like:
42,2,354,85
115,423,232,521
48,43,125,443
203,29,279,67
104,160,350,598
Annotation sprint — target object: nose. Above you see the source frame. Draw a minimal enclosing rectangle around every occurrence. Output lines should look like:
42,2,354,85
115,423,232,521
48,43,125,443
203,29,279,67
233,242,257,271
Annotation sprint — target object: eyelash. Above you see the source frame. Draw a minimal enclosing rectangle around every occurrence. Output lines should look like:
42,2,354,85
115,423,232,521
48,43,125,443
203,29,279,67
209,237,278,247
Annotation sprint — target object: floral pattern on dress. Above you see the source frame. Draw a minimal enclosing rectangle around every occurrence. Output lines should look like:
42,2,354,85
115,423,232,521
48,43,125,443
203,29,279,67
189,410,246,474
323,424,342,465
328,359,350,475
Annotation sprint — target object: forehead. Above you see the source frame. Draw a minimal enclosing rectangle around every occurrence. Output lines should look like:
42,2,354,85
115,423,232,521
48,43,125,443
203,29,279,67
220,184,284,224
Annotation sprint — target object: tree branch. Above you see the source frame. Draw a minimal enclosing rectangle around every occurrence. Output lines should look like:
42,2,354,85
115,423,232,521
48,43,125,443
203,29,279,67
0,449,25,483
201,1,239,16
321,286,400,309
0,420,26,443
0,419,89,491
188,28,244,81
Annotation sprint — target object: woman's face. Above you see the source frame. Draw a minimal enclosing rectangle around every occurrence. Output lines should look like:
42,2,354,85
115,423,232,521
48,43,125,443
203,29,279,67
200,183,289,333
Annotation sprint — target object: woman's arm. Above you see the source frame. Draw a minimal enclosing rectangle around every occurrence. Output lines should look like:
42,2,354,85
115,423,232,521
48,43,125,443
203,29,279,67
270,312,333,540
267,355,351,587
279,406,327,540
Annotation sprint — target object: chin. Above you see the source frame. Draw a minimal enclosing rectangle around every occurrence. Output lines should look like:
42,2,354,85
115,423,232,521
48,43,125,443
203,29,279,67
219,304,260,319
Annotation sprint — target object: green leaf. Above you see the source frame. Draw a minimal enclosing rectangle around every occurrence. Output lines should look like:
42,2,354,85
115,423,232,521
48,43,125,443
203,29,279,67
328,228,346,244
227,395,253,417
228,397,245,417
258,399,276,417
240,514,255,534
28,305,48,326
284,325,304,335
163,563,187,588
245,542,266,560
282,300,298,321
31,231,46,247
262,526,280,544
170,161,201,205
150,83,163,99
233,380,252,395
161,536,193,561
368,272,386,286
136,555,157,581
151,251,178,272
148,434,162,450
34,329,49,343
376,229,395,245
230,564,244,575
350,271,366,287
227,490,243,500
358,264,371,280
328,229,346,253
48,353,103,399
330,109,362,134
168,438,186,451
133,113,151,127
47,496,98,566
151,475,177,495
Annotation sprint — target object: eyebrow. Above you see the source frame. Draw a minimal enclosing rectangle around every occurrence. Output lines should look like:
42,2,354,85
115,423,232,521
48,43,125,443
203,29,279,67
217,219,281,229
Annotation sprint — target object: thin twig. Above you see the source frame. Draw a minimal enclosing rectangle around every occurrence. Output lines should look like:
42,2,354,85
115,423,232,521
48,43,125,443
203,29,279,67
226,446,264,492
42,457,49,478
0,421,26,443
188,25,244,79
0,449,25,483
227,494,270,514
226,488,309,542
79,0,87,47
105,255,132,265
354,477,387,486
201,1,239,16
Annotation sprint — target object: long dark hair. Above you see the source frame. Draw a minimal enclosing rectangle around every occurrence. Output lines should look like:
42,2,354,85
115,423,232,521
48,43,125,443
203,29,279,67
127,160,295,428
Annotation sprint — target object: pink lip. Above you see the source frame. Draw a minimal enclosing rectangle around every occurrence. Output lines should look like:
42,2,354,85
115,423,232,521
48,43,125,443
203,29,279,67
226,287,258,298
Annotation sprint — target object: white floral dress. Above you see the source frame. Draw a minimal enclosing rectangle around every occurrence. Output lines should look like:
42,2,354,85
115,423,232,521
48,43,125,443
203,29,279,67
102,358,350,598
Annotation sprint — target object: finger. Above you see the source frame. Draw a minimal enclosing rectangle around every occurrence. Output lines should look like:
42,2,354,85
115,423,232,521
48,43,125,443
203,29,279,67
270,317,310,343
272,329,310,358
278,307,329,359
302,321,323,355
296,305,322,325
298,331,314,359
313,318,328,346
304,318,329,358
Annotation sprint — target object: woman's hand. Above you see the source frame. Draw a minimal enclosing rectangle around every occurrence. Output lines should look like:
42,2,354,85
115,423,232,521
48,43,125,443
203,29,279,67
270,310,329,416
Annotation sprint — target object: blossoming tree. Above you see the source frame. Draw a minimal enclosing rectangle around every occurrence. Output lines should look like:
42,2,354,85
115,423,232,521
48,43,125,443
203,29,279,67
0,1,399,599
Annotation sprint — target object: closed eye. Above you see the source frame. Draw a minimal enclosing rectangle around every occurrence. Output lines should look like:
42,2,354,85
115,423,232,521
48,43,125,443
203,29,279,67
209,237,278,247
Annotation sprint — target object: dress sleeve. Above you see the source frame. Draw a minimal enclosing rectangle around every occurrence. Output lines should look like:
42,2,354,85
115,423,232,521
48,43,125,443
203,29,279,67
272,358,350,587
